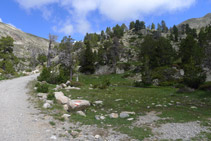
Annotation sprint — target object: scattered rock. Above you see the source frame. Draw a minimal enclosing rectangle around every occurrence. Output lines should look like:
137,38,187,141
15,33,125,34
120,112,130,118
61,83,67,88
95,115,100,120
76,111,86,117
152,122,208,140
50,135,57,140
94,101,103,105
66,80,71,86
155,104,162,107
68,100,90,110
43,103,51,109
71,131,79,137
63,104,69,111
109,113,119,119
62,114,71,120
54,92,69,105
127,118,134,121
133,111,161,125
115,99,123,102
46,100,53,105
100,116,105,120
95,134,101,139
190,106,197,109
54,85,62,91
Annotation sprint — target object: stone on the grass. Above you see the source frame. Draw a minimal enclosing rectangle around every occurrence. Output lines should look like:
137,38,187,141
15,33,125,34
54,92,69,105
120,113,129,118
46,100,54,105
100,116,105,120
115,99,123,102
95,115,100,120
63,104,69,111
155,104,162,107
191,106,197,109
54,85,62,91
76,111,86,117
62,114,71,120
61,83,67,88
127,118,134,121
66,80,71,86
120,111,135,118
94,101,103,105
37,93,47,97
109,113,119,119
68,100,90,110
43,103,51,109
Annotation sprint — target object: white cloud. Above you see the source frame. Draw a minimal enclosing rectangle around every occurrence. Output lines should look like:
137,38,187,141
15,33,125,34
15,0,196,35
0,18,2,22
15,0,59,9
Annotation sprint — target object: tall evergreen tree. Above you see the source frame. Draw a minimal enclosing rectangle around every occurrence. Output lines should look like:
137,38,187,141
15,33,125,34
80,41,95,74
0,36,18,74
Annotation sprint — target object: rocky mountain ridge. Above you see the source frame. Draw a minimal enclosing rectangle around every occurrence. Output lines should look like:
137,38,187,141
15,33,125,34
0,22,49,58
178,13,211,30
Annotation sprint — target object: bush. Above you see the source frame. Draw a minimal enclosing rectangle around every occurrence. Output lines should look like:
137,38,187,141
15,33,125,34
92,79,110,89
47,93,55,100
37,66,70,84
25,69,32,72
37,66,51,82
133,81,151,88
199,82,211,91
36,82,49,93
70,81,83,87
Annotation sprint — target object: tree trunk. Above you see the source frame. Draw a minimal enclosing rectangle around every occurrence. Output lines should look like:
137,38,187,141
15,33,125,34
47,41,52,68
70,67,72,81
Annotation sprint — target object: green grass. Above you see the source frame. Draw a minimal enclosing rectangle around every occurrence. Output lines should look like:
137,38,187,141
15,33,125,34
33,74,211,140
49,121,56,126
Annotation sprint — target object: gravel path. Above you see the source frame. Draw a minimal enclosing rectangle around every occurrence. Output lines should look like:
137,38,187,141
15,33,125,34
0,75,55,141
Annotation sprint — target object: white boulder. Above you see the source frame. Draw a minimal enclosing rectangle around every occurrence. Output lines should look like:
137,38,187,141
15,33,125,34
68,100,90,110
54,92,70,105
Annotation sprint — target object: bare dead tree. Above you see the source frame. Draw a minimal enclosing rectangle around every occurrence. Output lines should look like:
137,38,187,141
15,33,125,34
47,33,57,68
59,36,74,81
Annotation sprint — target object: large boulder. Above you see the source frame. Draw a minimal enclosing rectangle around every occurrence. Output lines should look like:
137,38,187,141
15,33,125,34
68,100,90,110
54,92,70,105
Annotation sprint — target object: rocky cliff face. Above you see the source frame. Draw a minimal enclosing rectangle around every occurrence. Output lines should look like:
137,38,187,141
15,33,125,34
0,22,49,58
178,13,211,30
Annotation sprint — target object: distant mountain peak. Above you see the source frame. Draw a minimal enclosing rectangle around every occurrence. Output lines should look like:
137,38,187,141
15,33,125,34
178,13,211,30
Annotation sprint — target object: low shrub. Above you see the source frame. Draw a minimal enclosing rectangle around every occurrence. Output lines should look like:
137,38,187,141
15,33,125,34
133,81,151,88
25,69,32,72
199,81,211,91
36,82,49,93
70,81,83,87
47,93,55,100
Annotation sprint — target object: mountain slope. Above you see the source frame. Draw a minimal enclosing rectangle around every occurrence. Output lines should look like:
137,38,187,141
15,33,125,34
0,22,49,58
178,13,211,30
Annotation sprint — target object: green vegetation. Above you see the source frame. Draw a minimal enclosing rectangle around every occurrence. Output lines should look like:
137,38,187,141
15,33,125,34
34,73,211,140
36,82,49,93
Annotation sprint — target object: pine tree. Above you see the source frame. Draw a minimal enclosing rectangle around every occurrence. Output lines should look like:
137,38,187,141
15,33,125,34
80,41,95,74
0,36,18,74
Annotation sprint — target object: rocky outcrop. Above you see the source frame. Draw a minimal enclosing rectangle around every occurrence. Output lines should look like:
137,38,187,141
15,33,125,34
178,13,211,30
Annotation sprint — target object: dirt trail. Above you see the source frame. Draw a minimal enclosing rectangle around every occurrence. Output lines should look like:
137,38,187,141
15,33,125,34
0,75,54,141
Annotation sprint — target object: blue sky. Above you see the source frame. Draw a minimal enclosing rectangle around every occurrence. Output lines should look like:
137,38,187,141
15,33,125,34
0,0,210,42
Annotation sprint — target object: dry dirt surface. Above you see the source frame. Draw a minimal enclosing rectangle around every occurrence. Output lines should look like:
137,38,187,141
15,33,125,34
0,74,57,141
